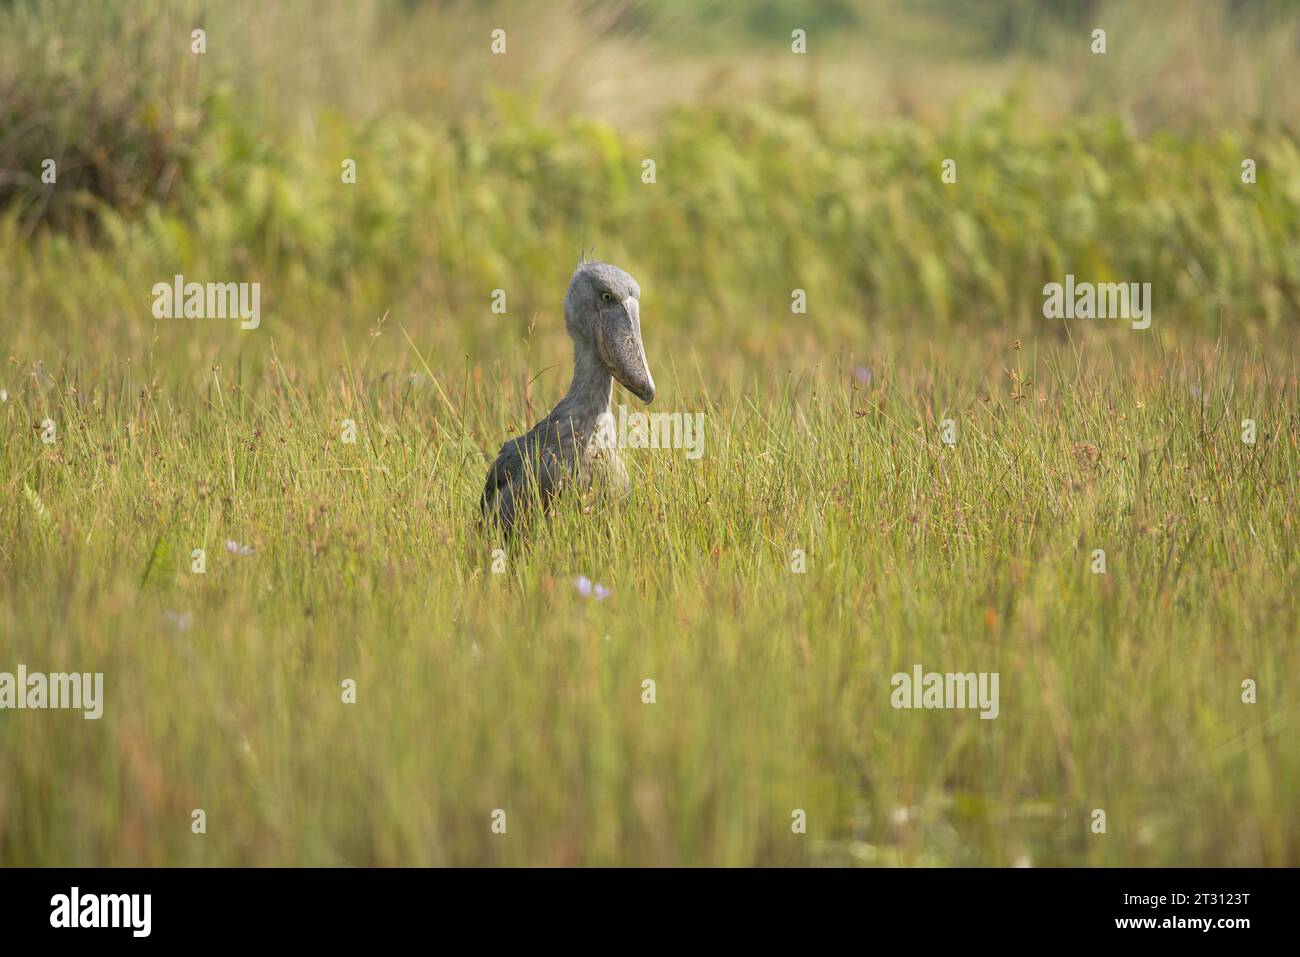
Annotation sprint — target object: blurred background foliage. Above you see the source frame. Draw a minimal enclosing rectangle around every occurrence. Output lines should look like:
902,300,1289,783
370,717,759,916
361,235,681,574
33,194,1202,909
3,0,1300,365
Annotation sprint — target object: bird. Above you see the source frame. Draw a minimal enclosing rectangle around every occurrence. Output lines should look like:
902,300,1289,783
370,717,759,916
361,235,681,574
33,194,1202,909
481,260,655,535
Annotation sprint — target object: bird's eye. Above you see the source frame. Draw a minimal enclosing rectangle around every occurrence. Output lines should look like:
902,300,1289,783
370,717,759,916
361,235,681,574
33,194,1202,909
600,291,613,302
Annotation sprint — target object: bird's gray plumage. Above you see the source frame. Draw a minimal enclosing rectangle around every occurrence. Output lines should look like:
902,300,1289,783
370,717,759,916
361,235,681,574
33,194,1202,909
482,261,654,535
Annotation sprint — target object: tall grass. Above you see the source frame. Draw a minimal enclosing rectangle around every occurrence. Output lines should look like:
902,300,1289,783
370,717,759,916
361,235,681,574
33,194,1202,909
1,337,1296,865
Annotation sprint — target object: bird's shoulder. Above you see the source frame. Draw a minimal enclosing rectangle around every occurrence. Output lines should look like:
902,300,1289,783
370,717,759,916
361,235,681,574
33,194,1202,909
481,418,575,500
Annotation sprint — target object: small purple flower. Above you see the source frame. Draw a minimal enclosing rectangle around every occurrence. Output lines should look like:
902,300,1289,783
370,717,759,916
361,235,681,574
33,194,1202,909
854,365,873,387
575,576,611,601
164,610,192,631
226,539,254,556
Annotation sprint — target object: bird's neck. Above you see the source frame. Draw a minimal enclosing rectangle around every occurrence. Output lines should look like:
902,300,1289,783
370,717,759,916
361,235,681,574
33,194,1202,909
551,339,613,433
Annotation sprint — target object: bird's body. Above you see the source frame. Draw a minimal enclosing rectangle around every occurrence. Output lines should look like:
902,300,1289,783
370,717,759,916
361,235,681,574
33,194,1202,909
481,261,654,535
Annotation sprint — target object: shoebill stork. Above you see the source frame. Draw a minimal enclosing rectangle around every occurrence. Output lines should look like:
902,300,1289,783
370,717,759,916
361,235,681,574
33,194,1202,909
481,261,654,535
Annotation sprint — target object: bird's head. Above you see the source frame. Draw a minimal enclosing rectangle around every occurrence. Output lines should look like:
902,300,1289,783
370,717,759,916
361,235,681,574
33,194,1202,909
564,261,655,403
